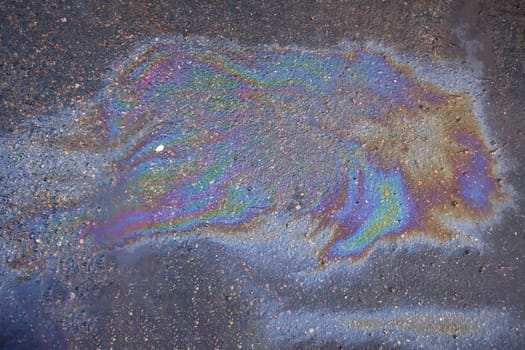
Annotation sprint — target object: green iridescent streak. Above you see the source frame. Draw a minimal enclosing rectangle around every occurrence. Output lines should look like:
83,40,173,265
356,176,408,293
163,181,266,230
342,182,402,252
200,93,254,120
192,49,258,83
274,55,332,88
215,184,258,217
189,69,241,90
127,163,179,199
182,154,233,213
290,55,331,74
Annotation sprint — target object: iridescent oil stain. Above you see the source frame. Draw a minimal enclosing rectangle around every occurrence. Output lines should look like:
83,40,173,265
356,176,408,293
35,38,506,263
0,36,517,349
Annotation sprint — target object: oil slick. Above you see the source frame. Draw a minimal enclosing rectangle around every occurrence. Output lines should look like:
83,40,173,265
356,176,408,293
52,37,507,263
2,37,509,266
265,306,520,349
0,36,517,349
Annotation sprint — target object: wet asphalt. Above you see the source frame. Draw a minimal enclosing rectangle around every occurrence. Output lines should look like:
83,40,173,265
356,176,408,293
1,1,524,349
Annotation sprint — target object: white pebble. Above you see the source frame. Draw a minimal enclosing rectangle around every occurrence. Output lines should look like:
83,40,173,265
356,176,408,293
155,144,165,153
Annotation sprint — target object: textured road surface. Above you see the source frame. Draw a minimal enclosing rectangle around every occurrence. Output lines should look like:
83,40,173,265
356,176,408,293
1,1,524,349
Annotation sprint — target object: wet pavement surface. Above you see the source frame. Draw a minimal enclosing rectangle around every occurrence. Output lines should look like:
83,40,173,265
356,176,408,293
1,1,524,349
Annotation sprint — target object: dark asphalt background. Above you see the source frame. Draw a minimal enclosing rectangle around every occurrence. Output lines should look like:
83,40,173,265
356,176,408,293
1,1,524,349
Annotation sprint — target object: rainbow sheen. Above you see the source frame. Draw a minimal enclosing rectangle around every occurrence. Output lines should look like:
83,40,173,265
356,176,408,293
54,38,505,261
